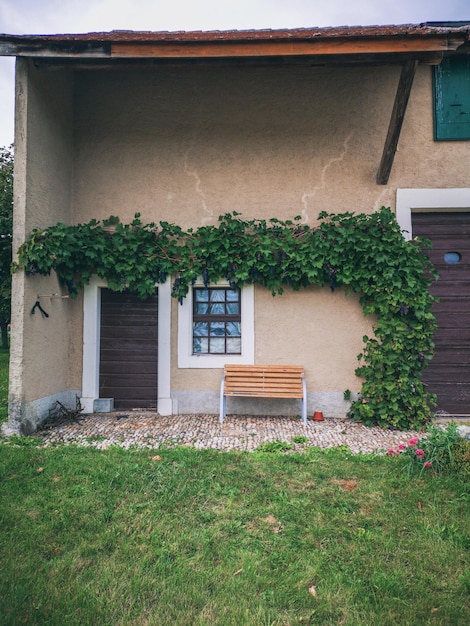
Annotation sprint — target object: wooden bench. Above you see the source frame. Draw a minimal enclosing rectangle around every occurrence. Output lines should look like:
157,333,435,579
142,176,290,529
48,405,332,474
219,364,307,425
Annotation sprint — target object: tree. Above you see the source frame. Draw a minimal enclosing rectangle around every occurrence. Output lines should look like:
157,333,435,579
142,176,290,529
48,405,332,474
0,144,13,349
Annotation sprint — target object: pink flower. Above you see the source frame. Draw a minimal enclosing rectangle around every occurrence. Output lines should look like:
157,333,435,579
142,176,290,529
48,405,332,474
423,461,432,468
397,443,407,451
408,437,419,446
386,449,398,456
415,449,425,457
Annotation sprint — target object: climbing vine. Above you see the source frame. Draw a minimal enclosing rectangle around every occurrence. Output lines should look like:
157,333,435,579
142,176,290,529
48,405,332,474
14,207,438,430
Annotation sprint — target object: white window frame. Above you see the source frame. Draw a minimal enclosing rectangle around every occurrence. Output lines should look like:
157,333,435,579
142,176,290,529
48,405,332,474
178,280,255,368
81,276,172,415
396,188,470,240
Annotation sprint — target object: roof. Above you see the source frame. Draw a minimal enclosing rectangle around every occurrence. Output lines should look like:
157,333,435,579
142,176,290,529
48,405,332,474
1,22,470,43
0,22,469,63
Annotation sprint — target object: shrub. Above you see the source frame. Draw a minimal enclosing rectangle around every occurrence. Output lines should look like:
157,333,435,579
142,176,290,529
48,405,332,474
387,422,461,475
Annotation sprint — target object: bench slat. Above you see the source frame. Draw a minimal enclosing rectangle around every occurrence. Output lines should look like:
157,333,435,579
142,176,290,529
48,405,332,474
220,364,308,424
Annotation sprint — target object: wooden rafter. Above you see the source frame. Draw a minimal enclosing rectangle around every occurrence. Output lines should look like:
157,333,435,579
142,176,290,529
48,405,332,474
376,59,419,185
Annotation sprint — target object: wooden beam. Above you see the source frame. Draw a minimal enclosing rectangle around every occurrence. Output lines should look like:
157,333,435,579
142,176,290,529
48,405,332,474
376,59,418,185
111,37,462,59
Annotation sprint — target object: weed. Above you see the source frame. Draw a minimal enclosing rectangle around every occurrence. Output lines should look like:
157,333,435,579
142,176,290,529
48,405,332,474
451,438,470,476
256,439,294,453
84,435,106,443
2,434,43,447
291,435,309,444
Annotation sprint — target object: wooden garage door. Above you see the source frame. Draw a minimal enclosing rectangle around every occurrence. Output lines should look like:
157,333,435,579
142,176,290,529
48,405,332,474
99,289,158,410
412,212,470,414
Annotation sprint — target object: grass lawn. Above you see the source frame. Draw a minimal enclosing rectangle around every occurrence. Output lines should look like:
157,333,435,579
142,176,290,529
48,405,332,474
0,354,469,625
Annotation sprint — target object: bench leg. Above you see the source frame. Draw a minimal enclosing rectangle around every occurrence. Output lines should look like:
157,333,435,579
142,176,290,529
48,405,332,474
301,379,307,426
219,378,226,424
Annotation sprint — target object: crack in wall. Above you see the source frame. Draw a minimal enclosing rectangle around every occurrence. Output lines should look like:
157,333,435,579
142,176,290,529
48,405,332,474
301,131,353,223
182,94,213,225
373,188,394,212
183,148,213,224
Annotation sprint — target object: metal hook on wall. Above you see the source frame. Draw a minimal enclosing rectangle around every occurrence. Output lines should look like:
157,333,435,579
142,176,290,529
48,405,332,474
31,300,49,318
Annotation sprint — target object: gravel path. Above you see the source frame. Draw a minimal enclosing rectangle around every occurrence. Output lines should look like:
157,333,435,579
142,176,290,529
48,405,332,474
36,412,422,454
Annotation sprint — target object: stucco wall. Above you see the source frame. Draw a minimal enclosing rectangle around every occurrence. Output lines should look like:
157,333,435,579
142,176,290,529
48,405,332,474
73,64,400,226
72,64,470,228
9,60,470,428
8,60,78,433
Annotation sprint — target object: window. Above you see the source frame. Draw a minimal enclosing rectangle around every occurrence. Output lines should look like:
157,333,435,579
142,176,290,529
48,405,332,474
433,54,470,140
178,279,254,368
193,287,241,355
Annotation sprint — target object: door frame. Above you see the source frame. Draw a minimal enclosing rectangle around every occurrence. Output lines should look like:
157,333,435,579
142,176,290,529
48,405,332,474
80,276,172,415
397,188,470,414
396,188,470,240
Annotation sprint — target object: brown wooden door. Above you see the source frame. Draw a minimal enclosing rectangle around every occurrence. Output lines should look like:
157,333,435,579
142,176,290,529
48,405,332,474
412,212,470,414
99,289,158,410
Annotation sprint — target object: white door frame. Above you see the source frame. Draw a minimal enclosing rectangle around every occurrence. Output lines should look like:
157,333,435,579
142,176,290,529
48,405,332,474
80,276,172,415
396,188,470,240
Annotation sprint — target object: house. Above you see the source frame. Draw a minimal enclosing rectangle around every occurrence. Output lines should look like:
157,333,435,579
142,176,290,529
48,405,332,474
0,23,469,434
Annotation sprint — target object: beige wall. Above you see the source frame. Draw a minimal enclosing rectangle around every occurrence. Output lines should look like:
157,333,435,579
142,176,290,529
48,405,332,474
170,286,373,397
71,64,470,230
73,64,400,226
8,60,78,432
8,59,470,428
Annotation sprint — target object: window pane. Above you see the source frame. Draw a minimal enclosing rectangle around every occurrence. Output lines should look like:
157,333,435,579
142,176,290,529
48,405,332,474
226,322,241,336
226,338,241,353
210,322,225,336
226,290,239,302
195,289,209,302
193,322,208,337
193,338,208,354
226,303,239,314
210,290,225,302
210,303,225,314
210,338,225,353
196,303,209,314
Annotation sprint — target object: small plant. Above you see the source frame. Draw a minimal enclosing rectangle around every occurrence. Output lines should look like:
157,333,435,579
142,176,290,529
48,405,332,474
451,437,470,476
291,435,309,444
3,434,43,447
387,422,461,475
422,422,460,472
322,445,352,456
256,440,293,453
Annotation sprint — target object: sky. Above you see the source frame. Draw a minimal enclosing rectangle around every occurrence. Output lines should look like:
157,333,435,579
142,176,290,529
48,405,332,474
0,0,469,147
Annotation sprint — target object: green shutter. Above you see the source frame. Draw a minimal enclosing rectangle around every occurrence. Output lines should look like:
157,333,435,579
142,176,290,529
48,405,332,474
433,55,470,140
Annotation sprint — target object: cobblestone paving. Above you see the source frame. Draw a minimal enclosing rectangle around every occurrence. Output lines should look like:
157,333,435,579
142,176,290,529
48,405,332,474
36,411,422,454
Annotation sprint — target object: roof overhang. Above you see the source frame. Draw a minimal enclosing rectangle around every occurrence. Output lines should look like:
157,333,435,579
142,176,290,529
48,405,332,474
0,24,469,61
1,23,469,184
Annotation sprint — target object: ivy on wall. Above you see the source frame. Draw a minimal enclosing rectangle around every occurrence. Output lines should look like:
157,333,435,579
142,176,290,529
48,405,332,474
14,207,437,430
